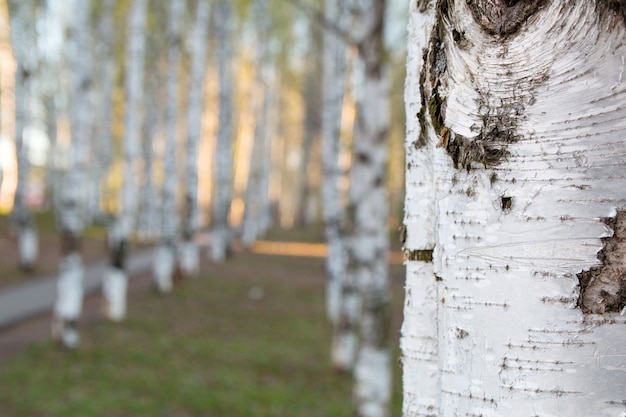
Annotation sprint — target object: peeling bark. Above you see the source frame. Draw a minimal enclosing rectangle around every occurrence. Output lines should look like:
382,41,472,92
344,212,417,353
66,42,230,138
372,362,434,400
578,211,626,314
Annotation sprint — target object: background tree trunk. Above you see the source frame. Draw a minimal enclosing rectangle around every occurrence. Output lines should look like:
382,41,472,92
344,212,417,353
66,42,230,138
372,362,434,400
52,0,93,348
180,0,211,276
242,0,271,248
103,0,147,322
321,0,353,372
153,0,184,293
402,1,626,416
347,1,392,416
211,0,235,263
8,0,38,271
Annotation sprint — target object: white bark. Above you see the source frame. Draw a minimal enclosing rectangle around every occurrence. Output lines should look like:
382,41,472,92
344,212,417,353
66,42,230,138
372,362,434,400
403,1,626,416
347,1,392,416
93,0,116,221
242,0,270,248
154,0,184,292
212,0,235,263
8,0,38,270
401,2,438,416
103,0,147,320
180,0,211,276
52,0,92,348
321,0,353,370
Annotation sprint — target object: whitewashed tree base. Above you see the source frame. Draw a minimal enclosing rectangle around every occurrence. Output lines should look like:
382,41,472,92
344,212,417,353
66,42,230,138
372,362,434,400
18,226,38,269
102,267,127,321
178,241,199,277
153,244,174,293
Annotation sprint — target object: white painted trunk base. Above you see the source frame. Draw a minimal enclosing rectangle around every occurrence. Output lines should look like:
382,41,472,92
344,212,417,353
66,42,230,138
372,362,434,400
354,346,392,417
53,252,84,320
153,244,175,293
102,267,127,321
18,226,38,269
178,241,199,277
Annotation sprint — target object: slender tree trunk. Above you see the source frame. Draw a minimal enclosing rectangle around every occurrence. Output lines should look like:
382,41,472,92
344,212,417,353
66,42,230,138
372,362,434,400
321,0,354,372
295,49,322,228
346,1,392,416
211,0,235,263
138,71,162,241
103,0,147,321
8,1,38,271
180,0,211,276
52,0,92,348
242,0,271,248
154,0,184,293
402,1,626,416
93,0,116,222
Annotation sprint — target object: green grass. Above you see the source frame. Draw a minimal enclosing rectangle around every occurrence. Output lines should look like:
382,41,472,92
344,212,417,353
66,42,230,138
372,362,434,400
0,249,404,417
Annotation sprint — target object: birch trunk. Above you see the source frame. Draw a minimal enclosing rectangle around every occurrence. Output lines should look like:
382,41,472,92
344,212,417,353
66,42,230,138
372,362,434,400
137,71,162,241
211,0,235,263
8,1,38,271
241,0,271,248
180,0,211,276
321,0,354,371
347,1,392,416
153,0,184,293
402,1,626,416
103,0,147,321
52,0,92,348
93,0,116,222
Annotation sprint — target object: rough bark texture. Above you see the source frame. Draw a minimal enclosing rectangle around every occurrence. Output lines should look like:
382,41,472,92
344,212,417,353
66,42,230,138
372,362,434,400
180,0,211,276
211,0,235,263
403,1,626,416
348,1,392,416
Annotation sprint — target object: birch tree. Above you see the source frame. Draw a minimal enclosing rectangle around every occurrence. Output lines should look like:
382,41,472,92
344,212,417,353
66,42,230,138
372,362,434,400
92,0,116,222
241,0,271,248
346,1,392,416
179,0,211,276
8,0,38,271
153,0,184,293
402,1,626,416
211,0,235,263
51,0,92,348
320,0,353,371
103,0,147,321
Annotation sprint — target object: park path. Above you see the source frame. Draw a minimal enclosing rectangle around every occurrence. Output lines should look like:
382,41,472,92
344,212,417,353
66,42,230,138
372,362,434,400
0,249,154,330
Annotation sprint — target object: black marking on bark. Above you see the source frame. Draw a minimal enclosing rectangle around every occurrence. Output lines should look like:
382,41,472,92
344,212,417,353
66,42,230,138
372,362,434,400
110,239,127,270
501,196,512,211
454,327,469,339
465,0,549,36
577,211,626,314
597,0,626,27
405,249,434,262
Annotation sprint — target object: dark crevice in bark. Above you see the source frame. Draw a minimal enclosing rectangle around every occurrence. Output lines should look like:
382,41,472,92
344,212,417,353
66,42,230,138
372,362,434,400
405,249,434,262
577,211,626,314
597,0,626,26
465,0,549,36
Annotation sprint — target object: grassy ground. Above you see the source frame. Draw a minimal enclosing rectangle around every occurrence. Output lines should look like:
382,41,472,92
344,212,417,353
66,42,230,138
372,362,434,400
0,231,405,417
